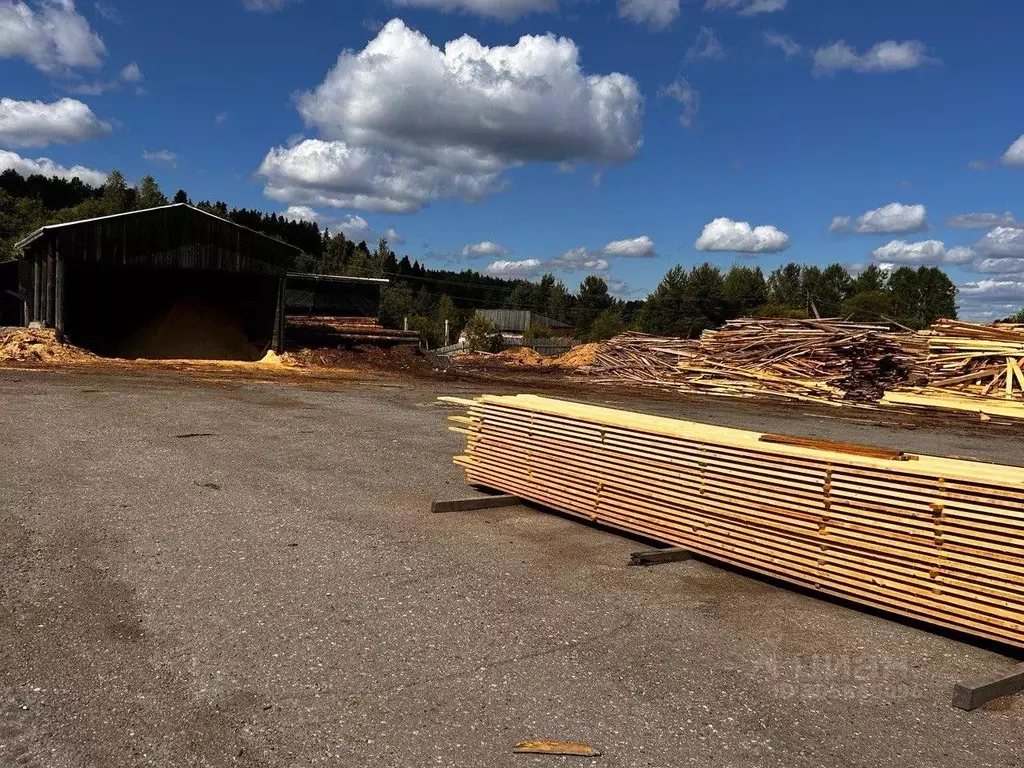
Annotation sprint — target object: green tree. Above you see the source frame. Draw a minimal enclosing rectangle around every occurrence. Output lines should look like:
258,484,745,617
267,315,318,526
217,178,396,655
574,276,613,339
723,265,767,317
686,262,727,331
887,266,957,329
840,291,894,322
172,189,189,204
101,170,132,214
463,313,502,352
802,263,852,317
136,175,168,209
586,308,625,341
538,273,569,322
767,263,804,309
523,323,554,340
379,283,416,329
640,265,690,335
850,264,887,294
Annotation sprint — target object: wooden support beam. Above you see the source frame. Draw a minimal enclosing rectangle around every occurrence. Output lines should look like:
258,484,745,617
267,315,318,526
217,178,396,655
952,662,1024,711
431,494,522,514
272,276,286,353
44,247,55,328
629,547,694,567
32,254,40,323
54,250,65,335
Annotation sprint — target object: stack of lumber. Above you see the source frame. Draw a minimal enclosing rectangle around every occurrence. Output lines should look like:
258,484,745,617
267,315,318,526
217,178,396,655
585,320,914,406
286,315,420,346
883,320,1024,420
445,394,1024,647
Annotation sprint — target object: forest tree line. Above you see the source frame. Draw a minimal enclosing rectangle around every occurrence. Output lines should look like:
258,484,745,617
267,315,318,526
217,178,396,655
0,168,972,346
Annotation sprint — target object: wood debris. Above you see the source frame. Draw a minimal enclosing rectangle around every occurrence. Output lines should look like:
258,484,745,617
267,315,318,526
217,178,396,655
583,319,915,406
882,320,1024,421
445,393,1024,648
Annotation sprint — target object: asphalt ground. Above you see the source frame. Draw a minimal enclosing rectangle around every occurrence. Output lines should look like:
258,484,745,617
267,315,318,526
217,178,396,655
1,366,1022,767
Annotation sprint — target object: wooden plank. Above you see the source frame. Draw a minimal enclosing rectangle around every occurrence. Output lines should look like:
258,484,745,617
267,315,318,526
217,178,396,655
446,394,1024,648
431,494,522,513
952,662,1024,711
629,547,694,566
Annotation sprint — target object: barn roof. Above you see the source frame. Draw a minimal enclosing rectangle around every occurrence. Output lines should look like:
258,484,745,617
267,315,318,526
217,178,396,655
14,204,301,276
287,271,389,286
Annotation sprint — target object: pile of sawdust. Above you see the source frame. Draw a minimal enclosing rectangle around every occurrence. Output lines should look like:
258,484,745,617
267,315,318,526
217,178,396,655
493,347,546,366
548,342,602,368
117,300,259,361
0,328,95,364
258,349,299,367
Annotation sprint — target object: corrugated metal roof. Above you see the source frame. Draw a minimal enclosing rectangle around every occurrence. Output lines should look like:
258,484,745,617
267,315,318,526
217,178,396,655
14,203,302,253
287,271,389,285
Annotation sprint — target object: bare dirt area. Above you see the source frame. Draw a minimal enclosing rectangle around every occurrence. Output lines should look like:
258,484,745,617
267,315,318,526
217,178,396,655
1,367,1023,767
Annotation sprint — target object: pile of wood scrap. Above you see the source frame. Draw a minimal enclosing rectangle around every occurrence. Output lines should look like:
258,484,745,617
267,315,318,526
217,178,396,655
286,316,420,346
883,319,1024,420
444,394,1024,647
583,320,915,406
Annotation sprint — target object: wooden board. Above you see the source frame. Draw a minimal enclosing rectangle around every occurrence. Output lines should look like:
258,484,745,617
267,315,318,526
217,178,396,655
443,393,1024,648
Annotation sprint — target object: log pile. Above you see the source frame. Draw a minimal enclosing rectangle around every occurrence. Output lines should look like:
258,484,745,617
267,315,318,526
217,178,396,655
445,394,1024,647
584,320,915,405
286,316,420,346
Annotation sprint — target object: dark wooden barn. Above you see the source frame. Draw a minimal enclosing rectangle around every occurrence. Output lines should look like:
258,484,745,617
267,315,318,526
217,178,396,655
13,204,301,359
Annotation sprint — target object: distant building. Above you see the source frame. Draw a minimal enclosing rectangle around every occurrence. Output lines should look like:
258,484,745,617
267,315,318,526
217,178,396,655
476,309,573,338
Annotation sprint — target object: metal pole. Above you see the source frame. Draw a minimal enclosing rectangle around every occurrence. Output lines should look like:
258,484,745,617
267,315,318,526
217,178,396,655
404,316,408,332
444,319,450,347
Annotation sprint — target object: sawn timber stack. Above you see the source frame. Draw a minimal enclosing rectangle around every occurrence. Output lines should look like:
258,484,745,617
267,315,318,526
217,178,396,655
444,394,1024,648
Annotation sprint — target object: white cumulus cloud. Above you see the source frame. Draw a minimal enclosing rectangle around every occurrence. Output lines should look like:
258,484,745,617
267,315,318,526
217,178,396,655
0,0,106,73
0,97,111,148
483,258,544,278
976,257,1024,274
695,217,790,254
281,205,320,223
397,0,558,20
1003,135,1024,168
601,235,656,258
704,0,786,15
618,0,679,29
461,241,509,259
975,227,1024,258
945,212,1016,229
0,148,106,185
383,226,405,245
258,19,642,213
830,203,928,234
813,40,936,76
870,240,975,266
549,246,609,272
960,279,1024,301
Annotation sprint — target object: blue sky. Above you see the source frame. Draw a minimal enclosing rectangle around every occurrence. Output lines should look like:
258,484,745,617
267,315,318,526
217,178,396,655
2,0,1024,318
